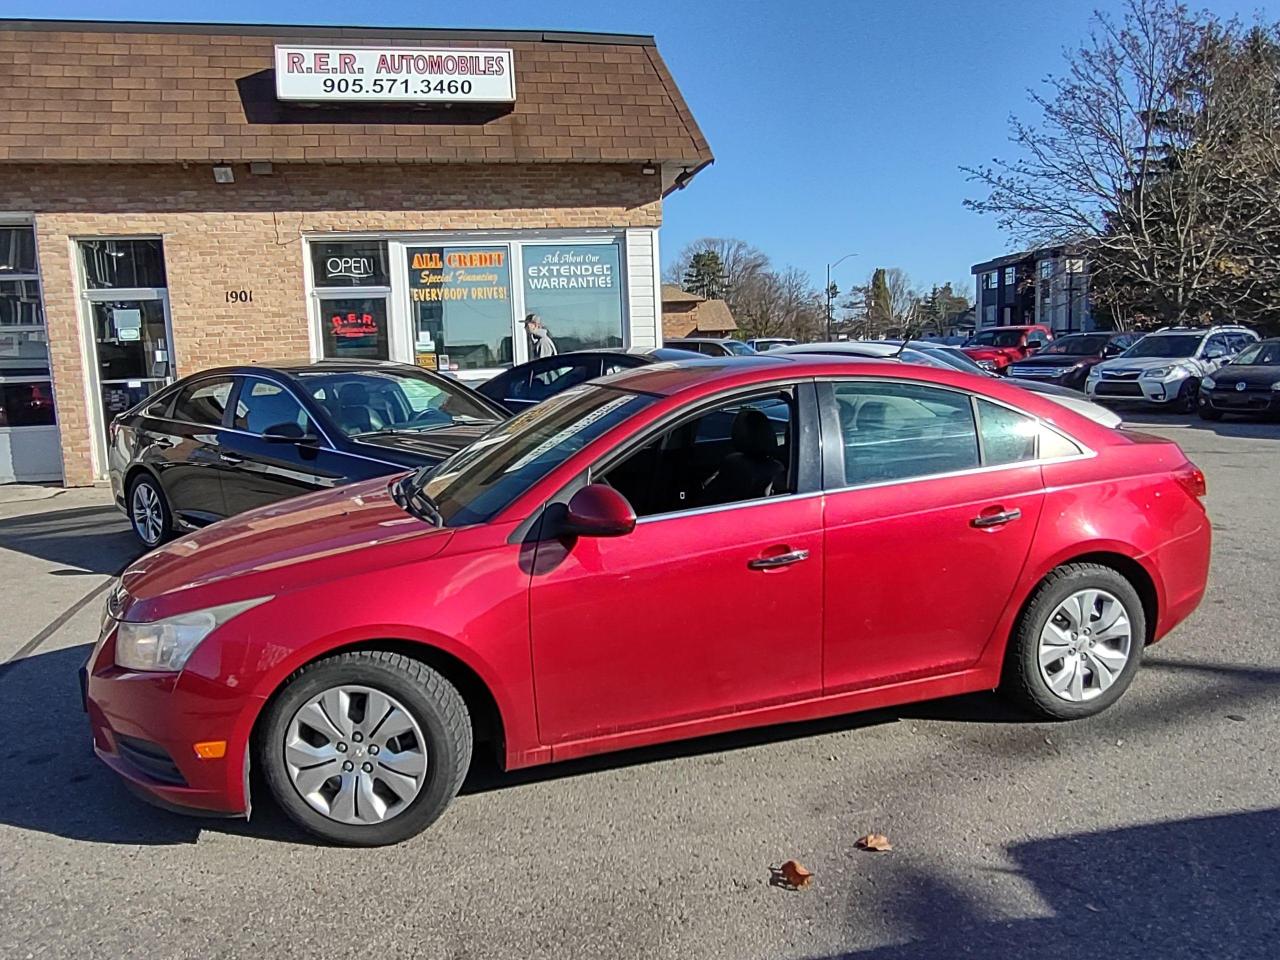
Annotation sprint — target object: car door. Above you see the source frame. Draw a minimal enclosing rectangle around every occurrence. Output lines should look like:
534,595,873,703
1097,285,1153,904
820,380,1047,692
217,375,361,515
527,382,824,744
154,376,235,525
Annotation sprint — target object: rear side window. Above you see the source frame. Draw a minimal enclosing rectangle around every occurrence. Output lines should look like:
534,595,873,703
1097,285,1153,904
976,399,1038,466
170,378,232,427
234,379,312,436
832,382,980,486
521,359,597,402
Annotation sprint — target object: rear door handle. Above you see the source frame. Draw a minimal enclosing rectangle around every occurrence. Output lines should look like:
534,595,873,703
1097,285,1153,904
748,549,810,570
971,508,1022,528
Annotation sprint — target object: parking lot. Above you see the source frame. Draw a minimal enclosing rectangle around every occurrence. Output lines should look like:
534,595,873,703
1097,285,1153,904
1,412,1277,960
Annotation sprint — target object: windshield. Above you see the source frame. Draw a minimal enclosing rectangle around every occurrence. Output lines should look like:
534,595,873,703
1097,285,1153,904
296,368,501,437
724,340,757,356
1041,334,1110,355
415,385,654,527
967,329,1024,348
1120,334,1202,359
1233,341,1280,365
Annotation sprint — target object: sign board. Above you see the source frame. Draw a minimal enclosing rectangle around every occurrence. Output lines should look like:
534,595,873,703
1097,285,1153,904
274,46,516,103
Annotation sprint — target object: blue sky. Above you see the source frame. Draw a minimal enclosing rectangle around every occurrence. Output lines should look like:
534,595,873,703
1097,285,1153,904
5,0,1266,297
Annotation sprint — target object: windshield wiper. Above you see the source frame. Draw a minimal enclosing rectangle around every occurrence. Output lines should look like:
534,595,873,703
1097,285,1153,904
390,475,443,527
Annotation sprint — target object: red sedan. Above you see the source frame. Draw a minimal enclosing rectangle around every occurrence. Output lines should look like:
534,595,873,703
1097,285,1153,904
963,324,1054,373
84,356,1210,845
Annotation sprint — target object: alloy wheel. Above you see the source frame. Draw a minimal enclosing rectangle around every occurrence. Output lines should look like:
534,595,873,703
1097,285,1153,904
283,685,429,825
1037,588,1133,703
130,482,164,546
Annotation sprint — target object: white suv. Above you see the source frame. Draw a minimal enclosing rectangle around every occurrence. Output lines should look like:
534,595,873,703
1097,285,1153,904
1086,325,1259,411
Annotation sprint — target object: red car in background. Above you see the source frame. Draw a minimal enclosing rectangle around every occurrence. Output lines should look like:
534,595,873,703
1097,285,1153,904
84,355,1210,845
963,324,1054,374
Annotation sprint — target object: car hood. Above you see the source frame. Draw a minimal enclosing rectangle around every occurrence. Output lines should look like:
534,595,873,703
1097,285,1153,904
1209,365,1280,387
962,346,1020,361
1092,355,1195,374
349,422,496,467
117,476,451,623
1009,353,1098,369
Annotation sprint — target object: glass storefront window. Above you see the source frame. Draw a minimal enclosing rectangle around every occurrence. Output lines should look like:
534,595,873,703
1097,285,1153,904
311,240,390,288
521,243,623,353
80,239,167,290
320,296,390,360
0,279,44,327
407,245,513,372
0,226,38,276
0,381,56,427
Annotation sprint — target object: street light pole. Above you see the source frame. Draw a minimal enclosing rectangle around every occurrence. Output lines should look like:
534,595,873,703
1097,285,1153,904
825,252,858,341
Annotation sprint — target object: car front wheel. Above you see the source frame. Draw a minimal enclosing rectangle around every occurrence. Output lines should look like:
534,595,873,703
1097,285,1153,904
127,473,173,548
1198,402,1224,421
1001,563,1146,720
259,650,472,846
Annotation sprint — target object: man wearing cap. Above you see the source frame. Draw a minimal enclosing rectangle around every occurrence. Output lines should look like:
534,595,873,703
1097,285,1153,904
524,313,558,359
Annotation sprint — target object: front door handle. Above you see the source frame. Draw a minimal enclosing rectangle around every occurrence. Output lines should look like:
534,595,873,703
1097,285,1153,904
971,507,1022,528
748,549,810,570
219,452,245,465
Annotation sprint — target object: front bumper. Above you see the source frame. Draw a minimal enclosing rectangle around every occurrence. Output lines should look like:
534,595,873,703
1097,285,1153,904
1086,375,1188,404
84,627,253,817
1009,368,1088,390
1199,387,1280,416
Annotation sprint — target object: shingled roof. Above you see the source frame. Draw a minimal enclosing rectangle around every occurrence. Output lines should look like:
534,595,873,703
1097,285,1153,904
0,19,713,179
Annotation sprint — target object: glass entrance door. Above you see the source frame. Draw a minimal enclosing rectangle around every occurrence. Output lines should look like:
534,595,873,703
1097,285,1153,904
89,298,174,434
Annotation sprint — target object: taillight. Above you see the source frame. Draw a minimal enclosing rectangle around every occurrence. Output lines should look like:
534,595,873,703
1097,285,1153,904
109,419,122,445
1174,462,1207,499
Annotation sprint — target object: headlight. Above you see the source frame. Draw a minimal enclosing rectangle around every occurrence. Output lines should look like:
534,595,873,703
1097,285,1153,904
114,597,271,672
978,360,996,370
1141,366,1174,379
1202,376,1216,390
1087,367,1102,378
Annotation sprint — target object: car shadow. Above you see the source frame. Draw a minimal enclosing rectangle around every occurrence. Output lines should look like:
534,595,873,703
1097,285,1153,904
1119,408,1280,441
0,504,140,574
802,807,1280,959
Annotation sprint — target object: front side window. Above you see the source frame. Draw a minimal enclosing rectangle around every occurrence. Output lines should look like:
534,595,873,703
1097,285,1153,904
518,359,597,403
1041,334,1110,355
599,390,796,518
297,367,499,438
832,382,980,486
968,329,1023,348
419,385,654,527
171,378,233,427
1233,341,1280,365
234,379,312,436
521,243,624,354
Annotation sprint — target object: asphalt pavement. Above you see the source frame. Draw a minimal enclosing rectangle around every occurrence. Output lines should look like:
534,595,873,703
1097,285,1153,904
1,412,1277,960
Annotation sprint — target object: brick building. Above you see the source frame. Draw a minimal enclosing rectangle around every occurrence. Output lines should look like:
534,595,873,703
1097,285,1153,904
0,19,712,485
660,284,737,338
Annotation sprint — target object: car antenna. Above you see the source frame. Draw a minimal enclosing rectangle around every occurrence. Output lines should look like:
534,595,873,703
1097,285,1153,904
891,334,910,359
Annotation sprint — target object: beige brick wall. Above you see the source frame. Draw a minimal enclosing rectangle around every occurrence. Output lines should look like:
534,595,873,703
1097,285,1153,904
1,161,663,485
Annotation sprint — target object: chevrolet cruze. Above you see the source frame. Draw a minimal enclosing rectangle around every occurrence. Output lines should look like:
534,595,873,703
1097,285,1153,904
84,356,1211,845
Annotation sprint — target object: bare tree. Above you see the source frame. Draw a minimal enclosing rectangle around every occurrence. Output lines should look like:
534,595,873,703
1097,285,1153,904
964,0,1280,326
664,237,770,313
737,266,825,340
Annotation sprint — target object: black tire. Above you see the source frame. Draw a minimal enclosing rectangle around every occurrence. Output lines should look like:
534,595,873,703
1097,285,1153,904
259,650,472,846
1175,378,1199,413
1197,402,1223,421
126,472,173,548
1000,563,1146,720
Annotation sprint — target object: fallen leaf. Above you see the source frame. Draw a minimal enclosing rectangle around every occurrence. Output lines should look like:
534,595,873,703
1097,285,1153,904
1226,714,1246,722
777,859,813,888
856,833,893,852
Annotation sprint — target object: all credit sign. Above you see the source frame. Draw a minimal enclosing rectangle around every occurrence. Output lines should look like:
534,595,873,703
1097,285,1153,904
274,46,516,102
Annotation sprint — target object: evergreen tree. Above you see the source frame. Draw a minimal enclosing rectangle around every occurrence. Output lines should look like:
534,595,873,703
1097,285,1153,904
681,251,728,300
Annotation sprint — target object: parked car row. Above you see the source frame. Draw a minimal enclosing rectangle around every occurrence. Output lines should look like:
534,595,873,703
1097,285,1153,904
90,350,1211,846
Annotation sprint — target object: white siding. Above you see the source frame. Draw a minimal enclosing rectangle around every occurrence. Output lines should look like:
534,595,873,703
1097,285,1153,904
624,227,661,348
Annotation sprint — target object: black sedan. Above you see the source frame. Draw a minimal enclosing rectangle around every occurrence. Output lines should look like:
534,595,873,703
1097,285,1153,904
477,347,701,413
1006,332,1137,390
1198,338,1280,420
109,360,506,547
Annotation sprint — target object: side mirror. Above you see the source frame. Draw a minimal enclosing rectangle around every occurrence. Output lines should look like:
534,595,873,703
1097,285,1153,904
562,484,636,538
263,423,319,444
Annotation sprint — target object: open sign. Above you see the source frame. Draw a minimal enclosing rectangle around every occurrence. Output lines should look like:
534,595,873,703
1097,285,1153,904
325,257,374,281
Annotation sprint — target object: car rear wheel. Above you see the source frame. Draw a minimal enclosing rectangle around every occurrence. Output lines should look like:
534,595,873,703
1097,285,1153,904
259,650,472,846
127,473,173,548
1001,563,1146,720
